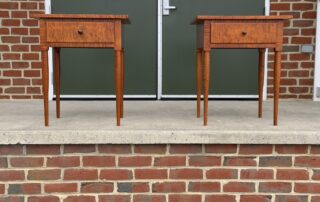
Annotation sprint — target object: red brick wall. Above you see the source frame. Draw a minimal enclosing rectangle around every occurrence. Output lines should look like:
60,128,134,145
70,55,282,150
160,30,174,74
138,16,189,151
0,144,320,201
0,0,317,99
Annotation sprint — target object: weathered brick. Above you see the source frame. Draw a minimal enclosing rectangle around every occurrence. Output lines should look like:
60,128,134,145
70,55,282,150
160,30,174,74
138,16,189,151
100,169,133,180
136,169,167,179
118,182,149,193
153,182,185,193
241,169,274,179
28,169,60,180
259,182,292,193
223,182,255,192
83,156,115,167
207,169,238,179
81,182,113,193
44,183,78,193
64,169,98,180
188,182,220,192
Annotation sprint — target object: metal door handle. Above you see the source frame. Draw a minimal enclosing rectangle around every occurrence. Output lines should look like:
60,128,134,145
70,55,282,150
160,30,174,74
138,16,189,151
163,0,176,16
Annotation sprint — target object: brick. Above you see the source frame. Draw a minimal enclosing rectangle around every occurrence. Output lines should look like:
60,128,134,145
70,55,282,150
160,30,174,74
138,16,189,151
295,156,320,167
0,45,9,51
299,79,313,86
290,54,310,61
224,156,257,166
0,184,4,194
312,170,320,180
119,156,152,167
83,156,115,167
11,11,27,18
31,45,41,52
23,54,39,61
22,37,39,43
0,79,11,86
293,20,314,27
189,156,221,166
277,169,309,180
64,145,96,153
0,2,19,9
205,195,236,202
100,169,133,180
2,19,20,26
295,183,320,193
284,29,299,36
24,70,41,77
8,183,40,194
259,182,291,193
5,87,24,94
1,36,20,43
133,195,166,202
22,19,39,27
64,169,98,180
0,196,24,202
45,183,77,193
303,11,316,19
169,145,202,154
136,169,167,179
0,11,9,17
27,87,41,94
3,53,20,60
312,196,320,202
118,182,149,193
271,3,290,10
169,195,201,202
170,169,202,179
98,144,132,153
239,145,273,154
275,145,308,154
99,195,131,202
26,145,60,155
289,87,309,94
0,158,7,168
47,156,80,167
63,196,95,202
0,28,10,35
30,28,40,36
28,196,60,202
240,195,272,202
12,62,29,69
152,182,185,193
28,169,60,180
292,3,314,10
11,28,28,35
301,62,314,69
154,156,186,167
206,169,238,179
21,2,38,9
81,182,113,193
188,182,220,192
134,145,167,154
11,45,29,52
241,169,274,179
275,195,308,202
0,145,23,156
223,182,255,192
260,156,292,167
11,157,44,167
292,37,313,44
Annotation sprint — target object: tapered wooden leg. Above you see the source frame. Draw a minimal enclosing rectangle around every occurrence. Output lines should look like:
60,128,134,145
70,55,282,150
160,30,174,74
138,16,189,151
196,48,203,118
54,48,61,119
115,50,121,126
203,50,210,126
258,48,265,118
41,46,49,126
120,49,124,118
274,50,281,126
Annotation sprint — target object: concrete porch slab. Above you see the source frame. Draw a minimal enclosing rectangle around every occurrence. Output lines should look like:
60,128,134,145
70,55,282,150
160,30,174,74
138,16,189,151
0,100,319,144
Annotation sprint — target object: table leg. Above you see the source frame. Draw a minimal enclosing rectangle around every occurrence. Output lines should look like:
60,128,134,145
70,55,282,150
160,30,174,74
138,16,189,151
258,48,265,118
54,48,61,119
196,48,203,118
41,46,49,126
274,50,281,126
120,49,124,118
115,50,121,126
203,50,210,126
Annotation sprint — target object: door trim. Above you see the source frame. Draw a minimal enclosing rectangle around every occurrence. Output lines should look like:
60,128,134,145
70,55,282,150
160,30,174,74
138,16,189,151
314,0,320,101
46,0,269,100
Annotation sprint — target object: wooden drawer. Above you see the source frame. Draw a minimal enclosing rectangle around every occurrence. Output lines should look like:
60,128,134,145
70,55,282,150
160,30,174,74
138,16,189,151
46,21,115,43
210,22,278,44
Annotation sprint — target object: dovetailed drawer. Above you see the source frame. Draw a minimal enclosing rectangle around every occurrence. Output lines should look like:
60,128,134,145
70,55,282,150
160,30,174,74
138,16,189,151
211,22,278,44
46,21,115,43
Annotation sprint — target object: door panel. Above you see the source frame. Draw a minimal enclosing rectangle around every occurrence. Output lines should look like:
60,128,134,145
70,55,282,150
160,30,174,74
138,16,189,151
51,0,157,95
162,0,265,96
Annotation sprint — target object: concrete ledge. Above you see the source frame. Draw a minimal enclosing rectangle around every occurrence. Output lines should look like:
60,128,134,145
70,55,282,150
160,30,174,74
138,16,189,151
1,130,320,145
1,100,320,145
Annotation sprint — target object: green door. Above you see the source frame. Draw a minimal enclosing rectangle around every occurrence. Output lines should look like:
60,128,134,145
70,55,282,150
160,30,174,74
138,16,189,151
162,0,265,97
51,0,157,97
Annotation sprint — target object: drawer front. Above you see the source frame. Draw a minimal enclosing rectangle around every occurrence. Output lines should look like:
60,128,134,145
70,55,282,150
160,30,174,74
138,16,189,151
211,23,278,44
46,21,115,43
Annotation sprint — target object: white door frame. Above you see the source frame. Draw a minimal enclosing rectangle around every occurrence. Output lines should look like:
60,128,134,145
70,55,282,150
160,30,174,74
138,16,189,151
46,0,269,100
313,0,320,101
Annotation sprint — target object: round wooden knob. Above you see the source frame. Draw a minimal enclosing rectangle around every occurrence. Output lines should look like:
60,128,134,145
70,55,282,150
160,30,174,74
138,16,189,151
77,30,84,35
241,31,247,36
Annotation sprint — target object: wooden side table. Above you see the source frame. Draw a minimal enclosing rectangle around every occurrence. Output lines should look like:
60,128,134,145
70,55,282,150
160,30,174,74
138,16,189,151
193,16,292,126
31,14,130,126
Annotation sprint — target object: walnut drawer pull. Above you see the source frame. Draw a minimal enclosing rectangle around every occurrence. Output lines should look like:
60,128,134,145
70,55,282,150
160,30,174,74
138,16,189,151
241,31,247,36
77,29,84,35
